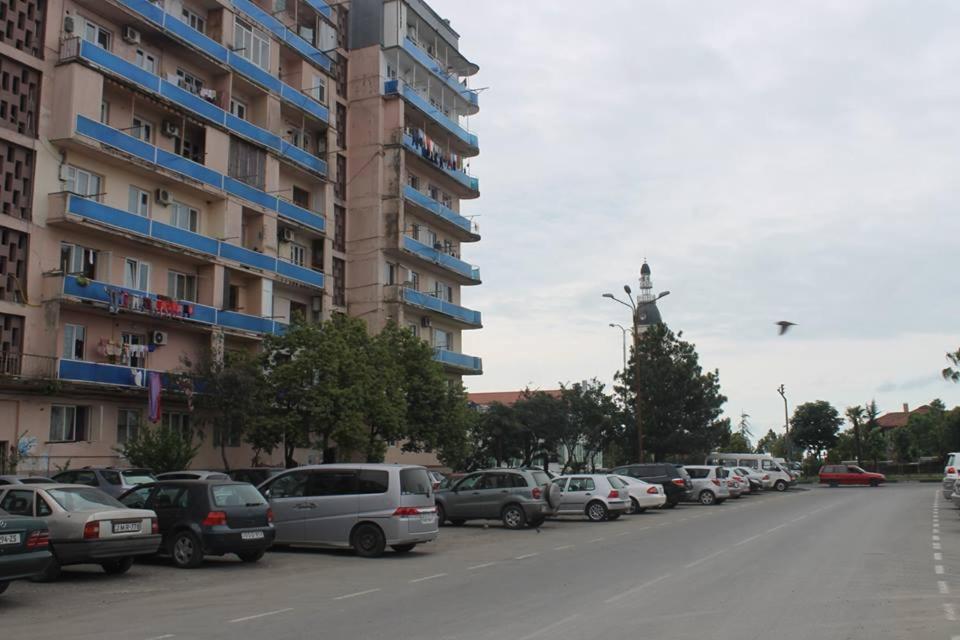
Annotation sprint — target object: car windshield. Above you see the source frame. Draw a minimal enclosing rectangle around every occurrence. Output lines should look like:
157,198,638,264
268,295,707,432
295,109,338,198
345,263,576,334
400,468,431,495
47,487,124,511
211,484,267,507
122,471,156,485
21,477,55,484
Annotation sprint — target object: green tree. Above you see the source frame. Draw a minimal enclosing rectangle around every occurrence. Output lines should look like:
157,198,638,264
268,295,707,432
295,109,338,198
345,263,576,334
845,405,865,466
755,429,788,457
513,390,567,468
465,402,524,469
890,426,918,463
721,432,752,453
556,379,621,472
861,400,887,470
906,399,947,458
942,349,960,383
790,400,843,460
116,424,200,473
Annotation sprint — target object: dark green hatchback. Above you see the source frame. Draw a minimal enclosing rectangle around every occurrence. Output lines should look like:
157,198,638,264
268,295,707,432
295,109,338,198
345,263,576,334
0,507,51,594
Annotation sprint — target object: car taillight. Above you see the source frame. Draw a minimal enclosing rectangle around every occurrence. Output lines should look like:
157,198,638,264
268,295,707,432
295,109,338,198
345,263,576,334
763,475,770,480
734,476,743,482
202,511,228,526
267,508,274,524
150,518,159,534
607,490,620,499
671,478,686,487
531,486,542,500
646,486,659,494
950,467,956,475
711,479,721,487
83,521,100,539
26,530,49,549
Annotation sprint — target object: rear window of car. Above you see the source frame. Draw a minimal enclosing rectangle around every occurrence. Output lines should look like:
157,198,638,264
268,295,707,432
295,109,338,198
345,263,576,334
608,476,626,489
686,468,709,479
530,471,550,486
122,471,156,485
400,468,431,495
211,484,266,507
357,470,389,494
102,471,122,485
47,487,123,511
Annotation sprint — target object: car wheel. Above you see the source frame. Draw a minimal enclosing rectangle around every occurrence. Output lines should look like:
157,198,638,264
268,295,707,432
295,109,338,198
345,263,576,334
0,581,9,595
828,481,838,488
391,544,416,554
662,500,678,509
171,531,204,569
629,498,641,514
699,490,716,506
352,524,386,558
33,554,61,582
502,504,527,530
528,516,546,528
101,556,134,575
586,501,608,522
869,479,879,487
607,513,621,521
237,550,265,563
774,480,788,492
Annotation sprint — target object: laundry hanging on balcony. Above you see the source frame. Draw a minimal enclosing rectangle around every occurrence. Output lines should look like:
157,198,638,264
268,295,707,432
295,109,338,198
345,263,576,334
405,127,465,173
147,371,162,423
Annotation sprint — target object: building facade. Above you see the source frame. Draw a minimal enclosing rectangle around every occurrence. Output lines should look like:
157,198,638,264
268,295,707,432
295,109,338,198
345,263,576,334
0,0,474,475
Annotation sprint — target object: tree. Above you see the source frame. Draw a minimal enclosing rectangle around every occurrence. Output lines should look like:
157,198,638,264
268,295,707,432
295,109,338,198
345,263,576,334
512,390,566,468
556,379,621,472
942,349,960,383
615,323,728,461
721,432,752,453
905,399,947,459
861,400,887,470
116,424,200,473
465,402,524,470
755,429,788,457
891,427,918,463
845,405,865,466
790,401,842,460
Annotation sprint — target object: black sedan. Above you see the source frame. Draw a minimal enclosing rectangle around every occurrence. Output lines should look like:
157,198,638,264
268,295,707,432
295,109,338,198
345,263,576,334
119,480,274,568
0,507,51,594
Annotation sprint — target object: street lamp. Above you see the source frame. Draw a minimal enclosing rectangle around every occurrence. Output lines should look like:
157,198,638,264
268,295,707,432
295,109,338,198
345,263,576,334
602,287,670,463
777,384,791,460
608,323,628,371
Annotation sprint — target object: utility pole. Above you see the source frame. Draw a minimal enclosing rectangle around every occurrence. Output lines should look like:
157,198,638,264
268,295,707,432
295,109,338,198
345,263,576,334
777,384,791,460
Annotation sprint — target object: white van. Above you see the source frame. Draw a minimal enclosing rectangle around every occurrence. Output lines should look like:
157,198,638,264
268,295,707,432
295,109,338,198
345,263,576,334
704,453,794,492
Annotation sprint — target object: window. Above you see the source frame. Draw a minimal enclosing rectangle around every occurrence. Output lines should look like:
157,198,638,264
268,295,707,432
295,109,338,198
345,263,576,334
152,486,187,509
63,324,85,360
176,68,204,95
124,258,151,291
306,470,357,496
121,333,147,368
566,477,596,492
428,184,440,200
234,19,270,71
212,484,265,507
358,470,390,494
454,474,483,491
761,460,779,471
509,474,530,488
229,98,247,120
170,201,199,232
135,49,156,73
60,242,97,278
407,322,418,338
128,186,150,217
228,285,240,311
83,19,112,50
435,281,453,302
161,412,192,438
120,486,153,509
132,115,154,143
167,270,197,302
399,468,430,495
425,229,438,248
310,74,326,104
433,328,451,350
0,489,34,515
266,471,308,498
116,409,142,444
100,101,110,124
64,165,102,199
441,192,453,209
686,467,710,479
290,243,306,267
332,257,345,307
181,7,206,33
407,174,420,190
49,405,88,442
292,186,310,209
409,271,420,290
386,262,397,285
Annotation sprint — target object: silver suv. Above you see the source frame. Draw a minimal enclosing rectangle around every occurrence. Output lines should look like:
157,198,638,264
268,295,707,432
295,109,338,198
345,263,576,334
435,469,559,529
683,465,730,505
552,474,631,521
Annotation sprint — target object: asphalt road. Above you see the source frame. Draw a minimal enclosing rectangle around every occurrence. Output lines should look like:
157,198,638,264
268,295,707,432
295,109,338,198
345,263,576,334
1,483,954,639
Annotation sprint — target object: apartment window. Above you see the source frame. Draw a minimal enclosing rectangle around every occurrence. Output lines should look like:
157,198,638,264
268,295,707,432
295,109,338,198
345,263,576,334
60,243,97,278
332,257,345,307
411,223,421,242
386,262,396,286
433,329,451,350
100,101,110,124
310,75,326,104
135,49,156,73
128,186,150,217
290,243,306,267
170,201,199,232
124,258,151,292
234,20,270,71
292,186,310,209
409,270,420,290
82,19,112,50
229,138,266,189
229,98,247,120
132,115,154,143
64,165,102,199
181,7,206,33
435,281,453,303
176,68,204,95
425,229,438,248
121,333,147,368
441,192,453,209
227,285,240,311
407,323,418,338
333,205,346,252
336,103,346,150
168,270,197,302
161,412,192,439
335,154,346,200
49,405,88,442
407,174,420,190
63,324,85,361
116,409,142,445
428,184,440,200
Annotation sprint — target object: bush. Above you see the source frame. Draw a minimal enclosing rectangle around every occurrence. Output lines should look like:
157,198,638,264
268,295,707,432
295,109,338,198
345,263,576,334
115,426,200,473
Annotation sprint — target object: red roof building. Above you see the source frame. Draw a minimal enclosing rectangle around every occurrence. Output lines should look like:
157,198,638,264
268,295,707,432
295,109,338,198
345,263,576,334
468,390,562,407
876,403,932,430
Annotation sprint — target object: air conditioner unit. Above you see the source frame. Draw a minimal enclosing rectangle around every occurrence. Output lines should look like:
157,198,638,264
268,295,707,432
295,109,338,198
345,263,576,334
161,120,180,138
280,228,295,242
123,26,141,45
420,317,432,328
64,15,75,34
155,188,172,206
151,331,168,346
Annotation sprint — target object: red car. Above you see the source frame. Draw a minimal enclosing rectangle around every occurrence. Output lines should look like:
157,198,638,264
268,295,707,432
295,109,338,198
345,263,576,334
819,465,886,487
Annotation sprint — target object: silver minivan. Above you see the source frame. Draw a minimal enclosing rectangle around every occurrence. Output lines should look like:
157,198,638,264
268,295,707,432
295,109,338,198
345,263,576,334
259,464,438,557
683,465,730,505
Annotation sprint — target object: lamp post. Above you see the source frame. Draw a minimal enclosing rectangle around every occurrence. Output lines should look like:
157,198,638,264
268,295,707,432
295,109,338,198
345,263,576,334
609,323,628,371
602,288,670,463
777,384,791,460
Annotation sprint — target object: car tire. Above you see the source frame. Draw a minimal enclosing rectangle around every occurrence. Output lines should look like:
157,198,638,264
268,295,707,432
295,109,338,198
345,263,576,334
502,504,527,530
391,544,416,554
528,516,546,528
699,490,716,506
544,483,562,510
869,479,879,487
33,554,61,582
629,498,641,514
774,480,788,492
352,524,386,558
0,581,9,595
101,556,134,575
436,503,447,526
171,531,204,569
237,550,265,563
450,519,466,526
608,513,621,521
663,500,678,509
586,501,608,522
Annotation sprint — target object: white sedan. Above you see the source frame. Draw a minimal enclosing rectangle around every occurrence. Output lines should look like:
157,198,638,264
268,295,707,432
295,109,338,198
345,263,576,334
614,475,667,513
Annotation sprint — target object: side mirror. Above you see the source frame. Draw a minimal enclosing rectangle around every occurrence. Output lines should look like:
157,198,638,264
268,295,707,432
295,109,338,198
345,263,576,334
262,489,271,499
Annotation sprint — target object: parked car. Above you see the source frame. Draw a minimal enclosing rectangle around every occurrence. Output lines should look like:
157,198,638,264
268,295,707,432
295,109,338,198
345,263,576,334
52,468,156,498
614,475,667,513
0,484,159,580
733,467,769,491
819,465,886,487
551,474,630,521
943,452,960,500
427,470,446,491
260,464,438,557
228,468,285,486
0,475,56,485
608,463,692,508
119,480,274,567
705,453,795,492
0,507,51,594
435,468,560,529
684,466,730,505
721,468,748,496
156,471,230,481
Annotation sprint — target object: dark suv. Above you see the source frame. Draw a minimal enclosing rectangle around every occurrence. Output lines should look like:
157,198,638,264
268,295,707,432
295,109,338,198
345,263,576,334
609,463,692,508
52,468,156,498
435,469,560,529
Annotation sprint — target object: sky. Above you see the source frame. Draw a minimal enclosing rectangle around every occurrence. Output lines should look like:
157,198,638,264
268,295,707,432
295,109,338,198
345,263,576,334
430,0,960,438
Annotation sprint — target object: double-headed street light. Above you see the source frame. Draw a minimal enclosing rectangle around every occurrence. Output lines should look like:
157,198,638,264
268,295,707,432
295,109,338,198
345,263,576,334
608,323,629,371
602,288,670,463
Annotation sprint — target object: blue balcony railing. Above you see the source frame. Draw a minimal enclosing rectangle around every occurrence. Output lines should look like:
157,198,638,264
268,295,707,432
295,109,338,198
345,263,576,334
402,133,479,194
58,359,170,388
401,287,481,326
385,80,478,151
74,116,326,237
401,37,478,109
232,0,333,72
402,184,473,235
432,348,483,374
402,236,480,282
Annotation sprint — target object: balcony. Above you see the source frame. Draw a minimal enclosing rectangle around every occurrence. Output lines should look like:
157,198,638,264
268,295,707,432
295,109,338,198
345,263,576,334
73,116,326,236
62,38,327,178
401,37,479,112
231,0,333,72
399,287,482,328
402,236,480,284
58,359,171,388
115,0,329,123
402,184,477,239
55,194,324,291
402,132,479,196
385,79,478,153
432,348,483,375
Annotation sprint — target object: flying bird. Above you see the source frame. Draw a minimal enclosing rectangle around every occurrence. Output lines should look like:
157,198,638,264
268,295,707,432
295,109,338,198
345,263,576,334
776,321,797,336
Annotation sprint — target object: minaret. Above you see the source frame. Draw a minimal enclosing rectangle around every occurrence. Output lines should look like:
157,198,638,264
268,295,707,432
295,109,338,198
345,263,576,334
635,260,663,334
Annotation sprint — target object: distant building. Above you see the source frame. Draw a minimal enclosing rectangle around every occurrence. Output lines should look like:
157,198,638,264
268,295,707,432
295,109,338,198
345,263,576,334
876,403,932,430
635,261,663,333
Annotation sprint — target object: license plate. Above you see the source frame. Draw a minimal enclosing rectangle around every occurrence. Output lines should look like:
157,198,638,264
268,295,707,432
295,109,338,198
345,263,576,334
0,533,21,545
112,522,141,534
421,514,436,524
241,531,264,540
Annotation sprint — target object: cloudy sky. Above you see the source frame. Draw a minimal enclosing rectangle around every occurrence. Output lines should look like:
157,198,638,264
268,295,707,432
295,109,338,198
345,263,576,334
431,0,960,436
